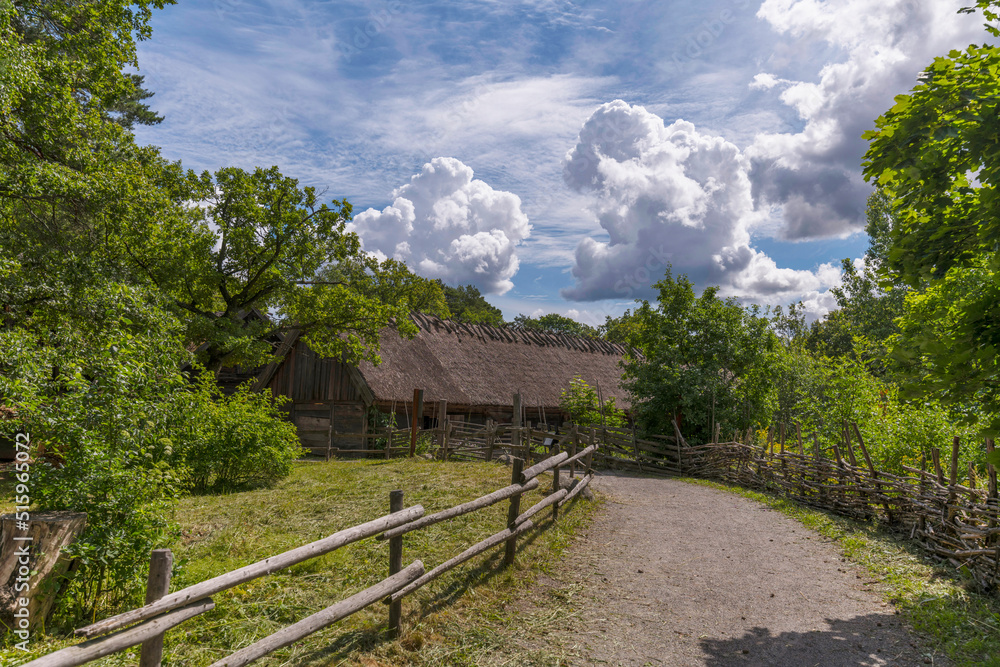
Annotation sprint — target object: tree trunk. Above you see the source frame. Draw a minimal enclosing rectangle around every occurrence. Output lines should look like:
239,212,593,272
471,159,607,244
0,511,87,631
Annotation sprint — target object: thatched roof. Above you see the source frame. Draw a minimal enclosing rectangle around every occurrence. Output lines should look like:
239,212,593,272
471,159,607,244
356,313,632,410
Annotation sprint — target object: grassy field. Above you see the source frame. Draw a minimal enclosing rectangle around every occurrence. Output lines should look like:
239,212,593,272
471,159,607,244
3,458,599,667
685,477,1000,667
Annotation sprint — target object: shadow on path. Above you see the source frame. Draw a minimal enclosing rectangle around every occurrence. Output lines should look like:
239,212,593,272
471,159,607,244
699,612,928,666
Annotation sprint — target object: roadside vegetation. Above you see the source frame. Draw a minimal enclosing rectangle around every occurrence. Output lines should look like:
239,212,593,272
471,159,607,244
5,0,1000,655
606,2,1000,479
2,459,598,665
0,0,585,624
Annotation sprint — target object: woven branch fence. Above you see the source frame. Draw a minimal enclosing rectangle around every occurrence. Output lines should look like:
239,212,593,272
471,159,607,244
675,423,1000,592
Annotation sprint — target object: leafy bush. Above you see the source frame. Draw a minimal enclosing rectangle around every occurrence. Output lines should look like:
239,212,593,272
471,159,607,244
772,346,986,475
0,276,303,622
623,269,779,442
179,378,302,492
0,284,191,620
559,376,626,428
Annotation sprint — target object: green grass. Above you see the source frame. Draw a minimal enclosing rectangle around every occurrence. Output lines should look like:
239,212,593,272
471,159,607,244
1,458,598,667
682,477,1000,667
0,464,18,515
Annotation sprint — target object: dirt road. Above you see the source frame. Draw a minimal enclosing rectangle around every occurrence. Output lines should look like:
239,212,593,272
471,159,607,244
536,472,948,666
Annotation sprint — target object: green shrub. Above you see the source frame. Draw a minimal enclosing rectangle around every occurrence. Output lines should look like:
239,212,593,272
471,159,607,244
559,376,626,428
179,378,302,492
772,347,987,475
0,285,191,621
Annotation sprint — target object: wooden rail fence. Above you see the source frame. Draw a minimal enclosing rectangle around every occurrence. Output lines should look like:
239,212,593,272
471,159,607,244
23,441,597,667
34,403,995,666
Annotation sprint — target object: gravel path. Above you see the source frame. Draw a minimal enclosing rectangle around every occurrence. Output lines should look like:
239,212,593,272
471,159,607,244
535,472,949,667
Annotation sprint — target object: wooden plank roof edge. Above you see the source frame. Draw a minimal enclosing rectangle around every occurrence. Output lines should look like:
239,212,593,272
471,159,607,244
251,329,300,392
406,313,630,356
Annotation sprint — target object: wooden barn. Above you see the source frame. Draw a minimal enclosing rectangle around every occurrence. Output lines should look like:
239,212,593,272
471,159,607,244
248,313,633,452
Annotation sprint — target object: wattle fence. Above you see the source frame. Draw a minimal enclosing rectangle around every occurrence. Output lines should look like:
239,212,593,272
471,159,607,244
681,427,1000,592
405,417,1000,591
14,415,1000,666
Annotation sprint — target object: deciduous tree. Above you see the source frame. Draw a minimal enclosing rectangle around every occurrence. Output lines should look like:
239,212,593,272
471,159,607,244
623,268,778,442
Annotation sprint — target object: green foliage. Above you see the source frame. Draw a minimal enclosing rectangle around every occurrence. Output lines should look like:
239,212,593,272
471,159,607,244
332,257,450,319
123,165,423,373
597,309,648,350
0,0,175,259
559,376,626,428
0,283,189,619
771,346,985,474
862,36,1000,284
623,267,778,442
439,283,505,326
887,259,1000,428
178,379,302,492
365,406,400,451
802,192,907,376
862,5,1000,426
513,313,599,338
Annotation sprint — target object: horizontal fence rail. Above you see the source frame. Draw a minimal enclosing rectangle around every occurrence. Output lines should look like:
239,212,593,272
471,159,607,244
27,423,599,667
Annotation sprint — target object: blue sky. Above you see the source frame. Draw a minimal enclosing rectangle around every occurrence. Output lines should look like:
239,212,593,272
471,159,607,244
133,0,990,324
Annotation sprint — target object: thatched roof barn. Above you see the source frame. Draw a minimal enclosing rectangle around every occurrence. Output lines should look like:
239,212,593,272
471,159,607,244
358,313,631,413
252,313,632,450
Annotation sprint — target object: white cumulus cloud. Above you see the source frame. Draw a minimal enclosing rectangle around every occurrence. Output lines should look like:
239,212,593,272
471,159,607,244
561,100,840,314
749,0,988,240
349,157,531,294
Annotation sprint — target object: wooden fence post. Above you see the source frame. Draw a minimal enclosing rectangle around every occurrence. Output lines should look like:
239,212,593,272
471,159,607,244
504,459,524,566
408,389,423,457
852,423,893,523
842,422,858,467
947,436,961,525
586,428,596,472
814,433,827,503
931,448,945,485
139,549,173,667
551,437,561,521
986,439,997,543
485,420,495,462
919,452,927,533
672,418,684,471
569,425,578,479
387,490,404,637
512,393,522,458
436,400,448,459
